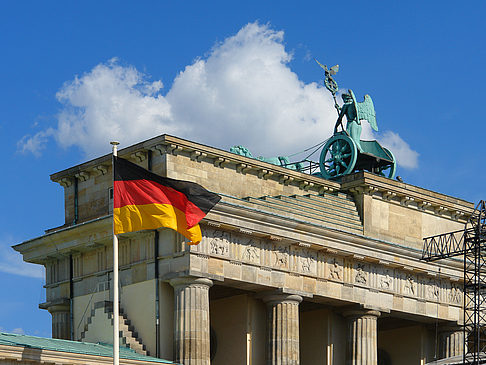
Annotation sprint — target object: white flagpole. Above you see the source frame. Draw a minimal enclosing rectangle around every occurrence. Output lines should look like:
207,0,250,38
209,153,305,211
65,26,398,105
111,141,120,365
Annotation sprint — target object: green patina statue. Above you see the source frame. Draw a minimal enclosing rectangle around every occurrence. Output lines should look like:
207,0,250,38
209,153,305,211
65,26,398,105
315,59,378,150
335,90,378,151
315,59,396,180
229,146,303,171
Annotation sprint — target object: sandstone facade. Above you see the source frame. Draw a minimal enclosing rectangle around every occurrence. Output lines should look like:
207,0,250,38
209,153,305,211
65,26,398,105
14,135,473,365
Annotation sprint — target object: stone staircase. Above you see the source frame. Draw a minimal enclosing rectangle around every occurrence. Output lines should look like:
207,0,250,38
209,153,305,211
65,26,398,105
223,191,363,234
79,301,148,356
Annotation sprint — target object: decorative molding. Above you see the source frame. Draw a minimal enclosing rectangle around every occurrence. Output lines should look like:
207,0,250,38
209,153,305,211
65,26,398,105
58,177,73,188
94,165,108,176
131,151,146,162
400,196,411,206
279,175,294,185
75,172,90,182
190,151,207,162
237,163,251,174
151,143,167,155
167,144,183,155
193,227,463,308
382,191,397,201
418,201,431,211
319,186,332,194
213,157,229,168
434,205,446,215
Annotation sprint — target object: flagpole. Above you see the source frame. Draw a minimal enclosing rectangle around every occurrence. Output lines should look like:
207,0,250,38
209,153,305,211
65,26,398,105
111,141,120,365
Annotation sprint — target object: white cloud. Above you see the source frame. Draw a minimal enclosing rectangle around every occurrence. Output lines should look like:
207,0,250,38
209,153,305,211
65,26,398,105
378,131,419,169
166,22,335,157
17,129,54,157
18,22,418,169
0,235,44,279
12,328,25,335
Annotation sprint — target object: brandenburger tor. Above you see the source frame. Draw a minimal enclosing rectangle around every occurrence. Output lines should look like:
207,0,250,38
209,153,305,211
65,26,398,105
13,64,470,365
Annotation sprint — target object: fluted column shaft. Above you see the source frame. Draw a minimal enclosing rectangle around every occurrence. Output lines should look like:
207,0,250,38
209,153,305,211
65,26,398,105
439,326,464,358
48,304,71,340
263,293,303,365
169,277,213,365
344,310,380,365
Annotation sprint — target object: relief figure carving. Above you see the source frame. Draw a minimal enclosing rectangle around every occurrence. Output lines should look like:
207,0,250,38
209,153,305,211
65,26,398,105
355,263,367,285
300,250,316,273
404,275,416,295
243,246,260,263
329,258,342,280
209,230,230,256
450,284,462,304
380,269,393,290
274,246,289,268
426,279,439,300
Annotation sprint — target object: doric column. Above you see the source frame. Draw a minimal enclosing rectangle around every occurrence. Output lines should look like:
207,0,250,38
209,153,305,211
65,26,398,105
262,293,303,365
439,325,464,358
344,309,380,365
48,304,71,340
169,277,213,365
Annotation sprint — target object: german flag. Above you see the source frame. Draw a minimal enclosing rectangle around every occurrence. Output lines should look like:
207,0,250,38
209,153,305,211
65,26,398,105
113,156,221,244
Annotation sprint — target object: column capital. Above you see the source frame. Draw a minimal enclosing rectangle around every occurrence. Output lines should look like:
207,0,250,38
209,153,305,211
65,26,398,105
169,276,213,290
259,291,303,306
47,304,70,314
342,309,381,319
438,324,463,333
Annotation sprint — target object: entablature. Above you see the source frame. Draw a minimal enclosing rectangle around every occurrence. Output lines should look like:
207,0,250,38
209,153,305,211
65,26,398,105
341,171,474,223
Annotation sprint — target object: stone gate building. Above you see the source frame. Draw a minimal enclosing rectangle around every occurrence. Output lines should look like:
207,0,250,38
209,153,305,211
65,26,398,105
14,134,472,365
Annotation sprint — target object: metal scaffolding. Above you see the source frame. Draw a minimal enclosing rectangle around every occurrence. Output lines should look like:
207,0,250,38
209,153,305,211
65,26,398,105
422,200,486,364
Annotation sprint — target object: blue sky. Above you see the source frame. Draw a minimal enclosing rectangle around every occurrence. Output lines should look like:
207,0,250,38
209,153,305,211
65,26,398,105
1,1,485,337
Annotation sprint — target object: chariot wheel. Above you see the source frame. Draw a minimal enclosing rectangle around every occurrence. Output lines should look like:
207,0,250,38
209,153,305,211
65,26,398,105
319,133,358,179
377,147,396,179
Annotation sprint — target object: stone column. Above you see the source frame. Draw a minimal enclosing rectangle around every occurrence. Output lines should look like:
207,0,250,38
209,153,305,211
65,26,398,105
344,310,380,365
48,304,71,340
439,326,464,358
262,293,303,365
169,277,213,365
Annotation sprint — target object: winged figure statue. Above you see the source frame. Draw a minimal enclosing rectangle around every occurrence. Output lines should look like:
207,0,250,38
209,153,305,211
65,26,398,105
334,89,378,151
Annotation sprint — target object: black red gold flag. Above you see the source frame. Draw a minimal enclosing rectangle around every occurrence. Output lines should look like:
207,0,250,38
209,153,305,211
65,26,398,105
113,156,221,244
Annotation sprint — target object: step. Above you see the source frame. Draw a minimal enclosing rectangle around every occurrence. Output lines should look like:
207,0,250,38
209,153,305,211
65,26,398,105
305,194,358,212
306,193,357,210
263,196,362,227
275,195,361,222
246,197,362,233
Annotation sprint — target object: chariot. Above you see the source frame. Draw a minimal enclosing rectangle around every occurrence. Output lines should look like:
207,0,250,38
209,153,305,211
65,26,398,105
315,61,397,180
319,130,396,180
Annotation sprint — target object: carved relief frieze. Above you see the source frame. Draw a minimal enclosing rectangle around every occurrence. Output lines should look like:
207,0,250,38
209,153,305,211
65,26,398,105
300,249,317,275
354,263,368,285
424,277,440,301
327,256,343,282
402,273,417,296
239,236,261,265
378,268,394,291
450,283,462,305
289,246,299,272
197,226,462,308
317,251,326,278
273,244,289,270
260,241,274,267
208,230,230,256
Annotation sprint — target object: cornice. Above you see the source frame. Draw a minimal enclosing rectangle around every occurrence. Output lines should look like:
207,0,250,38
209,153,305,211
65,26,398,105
14,192,463,281
208,199,463,279
50,134,340,194
341,171,474,222
49,135,474,225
